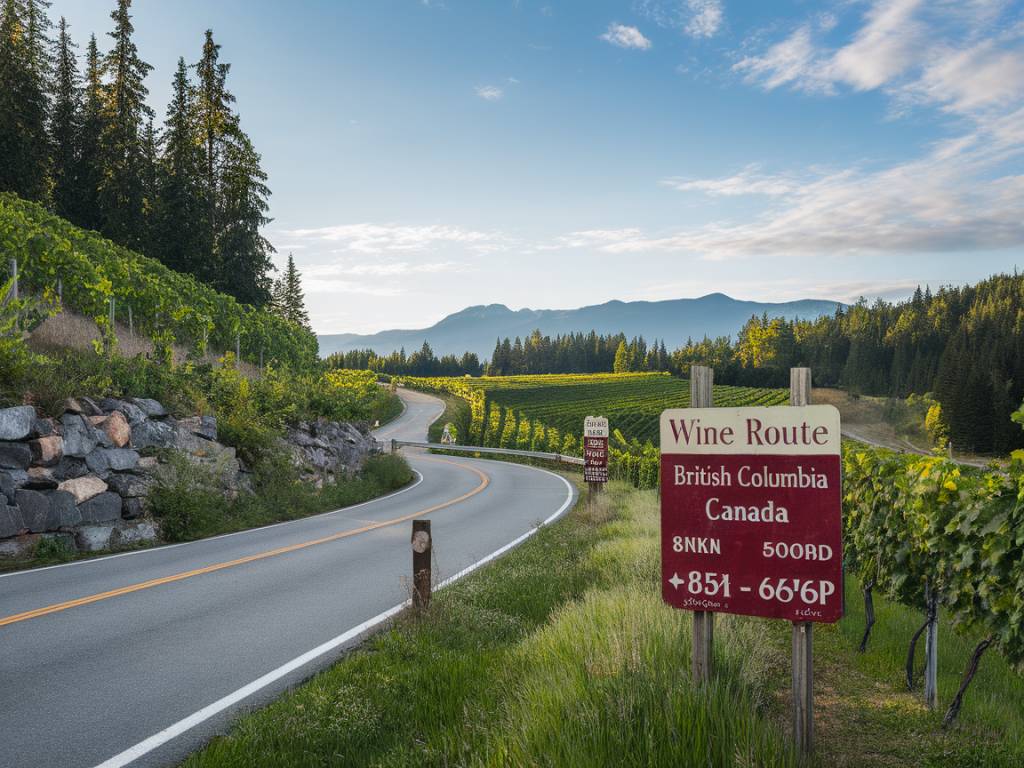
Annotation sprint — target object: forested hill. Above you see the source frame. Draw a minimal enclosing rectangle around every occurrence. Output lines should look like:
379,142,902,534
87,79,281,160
318,294,842,359
673,273,1024,454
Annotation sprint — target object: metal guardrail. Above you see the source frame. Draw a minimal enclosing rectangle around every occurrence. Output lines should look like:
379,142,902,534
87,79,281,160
391,439,585,466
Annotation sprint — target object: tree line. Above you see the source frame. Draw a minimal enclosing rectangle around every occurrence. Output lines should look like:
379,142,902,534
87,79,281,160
0,0,281,309
675,273,1024,453
325,342,485,378
488,331,671,376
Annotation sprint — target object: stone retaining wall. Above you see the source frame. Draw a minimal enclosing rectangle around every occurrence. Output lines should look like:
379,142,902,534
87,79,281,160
0,398,380,559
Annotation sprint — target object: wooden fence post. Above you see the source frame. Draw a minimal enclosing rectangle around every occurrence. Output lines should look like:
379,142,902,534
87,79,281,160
128,306,134,338
412,519,432,609
56,277,62,304
235,333,241,361
924,585,939,710
790,367,814,756
8,258,17,302
690,365,714,683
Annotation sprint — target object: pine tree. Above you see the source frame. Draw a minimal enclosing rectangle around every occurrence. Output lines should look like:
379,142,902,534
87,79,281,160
154,57,205,273
75,33,104,231
50,15,80,220
217,131,274,306
97,0,153,249
0,0,50,201
194,28,236,280
140,114,158,252
272,253,309,327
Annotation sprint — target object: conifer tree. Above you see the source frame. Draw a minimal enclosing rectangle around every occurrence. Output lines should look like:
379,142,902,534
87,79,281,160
50,15,80,220
154,57,205,273
271,254,310,328
75,33,105,231
217,131,274,305
0,0,50,201
194,28,236,278
97,0,153,249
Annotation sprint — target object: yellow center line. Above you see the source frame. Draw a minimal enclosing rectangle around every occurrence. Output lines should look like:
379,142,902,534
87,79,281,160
0,457,489,629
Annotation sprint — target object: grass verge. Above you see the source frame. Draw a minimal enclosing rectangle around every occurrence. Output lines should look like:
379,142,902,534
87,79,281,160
182,481,1023,767
150,453,414,542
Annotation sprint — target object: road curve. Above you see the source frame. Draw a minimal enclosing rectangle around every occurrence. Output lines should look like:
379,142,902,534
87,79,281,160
0,389,576,768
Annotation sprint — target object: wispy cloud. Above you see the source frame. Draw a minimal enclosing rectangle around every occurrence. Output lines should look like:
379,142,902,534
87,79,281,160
685,0,724,38
475,84,504,101
600,23,652,50
285,223,507,255
661,165,800,196
635,1,724,39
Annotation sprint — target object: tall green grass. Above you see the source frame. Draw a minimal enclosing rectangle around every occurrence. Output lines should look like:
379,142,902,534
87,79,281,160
184,484,795,768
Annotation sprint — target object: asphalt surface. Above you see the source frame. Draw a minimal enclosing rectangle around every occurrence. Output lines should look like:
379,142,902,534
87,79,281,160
0,388,576,768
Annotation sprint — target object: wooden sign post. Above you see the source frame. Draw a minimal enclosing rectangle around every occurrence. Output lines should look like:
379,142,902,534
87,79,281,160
690,366,714,684
790,367,814,755
412,519,432,609
660,366,842,755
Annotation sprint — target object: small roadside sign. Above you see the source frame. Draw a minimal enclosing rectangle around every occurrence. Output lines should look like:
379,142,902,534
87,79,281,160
583,416,609,484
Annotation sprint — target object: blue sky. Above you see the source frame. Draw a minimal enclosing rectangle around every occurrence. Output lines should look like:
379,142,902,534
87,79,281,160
55,1,1024,334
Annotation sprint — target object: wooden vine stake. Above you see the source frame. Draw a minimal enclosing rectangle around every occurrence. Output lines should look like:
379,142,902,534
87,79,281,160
924,585,939,710
790,367,814,756
690,365,714,684
411,519,432,610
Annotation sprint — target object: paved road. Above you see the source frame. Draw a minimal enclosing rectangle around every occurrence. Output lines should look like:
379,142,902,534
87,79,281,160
0,389,575,768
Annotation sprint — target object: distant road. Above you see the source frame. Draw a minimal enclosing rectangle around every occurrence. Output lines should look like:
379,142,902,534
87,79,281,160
0,389,575,768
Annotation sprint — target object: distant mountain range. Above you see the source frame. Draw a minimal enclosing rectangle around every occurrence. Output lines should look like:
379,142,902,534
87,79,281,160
317,294,843,359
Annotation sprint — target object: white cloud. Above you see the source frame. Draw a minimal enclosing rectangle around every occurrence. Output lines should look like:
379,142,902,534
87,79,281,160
475,85,504,101
285,223,506,255
558,118,1024,259
685,1,724,39
600,23,652,50
734,25,831,93
635,1,724,38
661,165,799,196
828,0,924,90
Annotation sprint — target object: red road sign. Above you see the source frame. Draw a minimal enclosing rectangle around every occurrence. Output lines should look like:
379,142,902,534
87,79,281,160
583,416,609,483
660,406,843,623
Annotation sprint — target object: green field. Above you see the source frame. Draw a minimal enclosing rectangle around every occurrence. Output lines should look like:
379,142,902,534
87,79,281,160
403,372,789,445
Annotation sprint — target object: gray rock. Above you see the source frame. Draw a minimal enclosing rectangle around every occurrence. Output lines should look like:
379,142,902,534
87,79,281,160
0,503,24,538
62,414,101,457
172,427,235,460
106,472,154,498
76,520,158,552
0,534,37,559
131,419,175,449
121,497,145,519
0,406,37,441
48,490,81,528
24,467,58,490
78,492,122,524
100,398,149,425
52,456,89,481
130,398,168,418
0,441,32,470
64,397,104,417
85,448,140,474
32,417,55,437
178,415,217,441
75,525,113,552
15,489,60,532
0,471,15,504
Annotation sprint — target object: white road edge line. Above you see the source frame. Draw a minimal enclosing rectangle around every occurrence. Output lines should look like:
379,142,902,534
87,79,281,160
0,471,425,581
92,466,575,768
